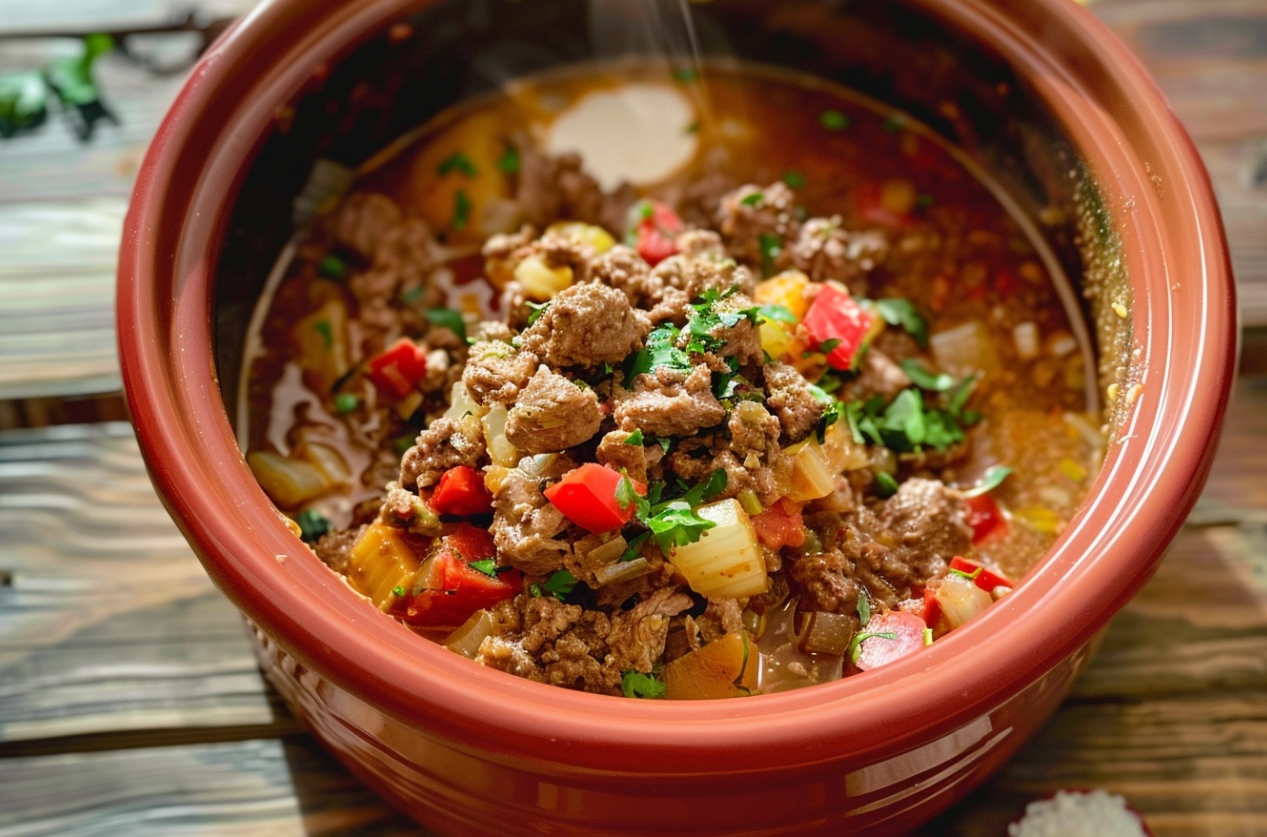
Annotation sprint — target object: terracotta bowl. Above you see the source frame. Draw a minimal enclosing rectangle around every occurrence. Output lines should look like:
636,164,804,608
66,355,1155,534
117,0,1237,834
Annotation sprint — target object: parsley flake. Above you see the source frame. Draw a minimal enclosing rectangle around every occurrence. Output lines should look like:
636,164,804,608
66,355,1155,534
391,585,407,597
317,255,347,281
873,298,929,347
740,191,764,207
783,170,807,189
875,471,899,498
961,465,1013,498
820,109,849,130
451,188,472,231
424,307,467,342
437,151,478,177
848,630,899,664
621,669,667,699
469,559,499,577
900,358,956,392
313,320,333,350
526,300,551,327
333,393,359,415
498,145,520,175
541,569,578,601
295,508,330,542
856,592,872,627
758,233,782,278
624,429,645,446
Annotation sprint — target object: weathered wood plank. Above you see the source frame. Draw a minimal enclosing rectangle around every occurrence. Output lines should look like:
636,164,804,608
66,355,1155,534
0,737,428,837
0,423,279,743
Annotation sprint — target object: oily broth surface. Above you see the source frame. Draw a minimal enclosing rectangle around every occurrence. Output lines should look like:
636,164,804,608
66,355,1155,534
244,63,1100,688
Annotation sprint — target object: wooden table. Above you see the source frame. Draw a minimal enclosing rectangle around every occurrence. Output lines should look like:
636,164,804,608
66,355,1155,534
2,1,1266,834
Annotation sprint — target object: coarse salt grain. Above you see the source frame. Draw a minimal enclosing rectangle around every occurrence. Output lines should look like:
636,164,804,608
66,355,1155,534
1009,789,1149,837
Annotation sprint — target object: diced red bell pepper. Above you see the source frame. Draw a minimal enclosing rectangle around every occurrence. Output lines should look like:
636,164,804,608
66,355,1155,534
429,465,493,516
801,283,874,371
921,586,943,629
365,338,429,398
852,610,928,671
752,498,806,550
404,525,520,628
949,555,1013,593
963,494,1008,545
632,200,684,266
543,463,646,534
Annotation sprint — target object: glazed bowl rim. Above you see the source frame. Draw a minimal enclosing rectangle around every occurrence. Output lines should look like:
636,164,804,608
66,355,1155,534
118,0,1236,775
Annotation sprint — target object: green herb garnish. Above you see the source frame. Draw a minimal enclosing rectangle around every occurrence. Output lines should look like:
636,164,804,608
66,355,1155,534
313,320,333,350
740,192,764,207
961,465,1013,498
617,469,727,554
856,592,872,627
317,255,347,281
469,559,499,577
295,508,330,542
623,323,692,386
875,471,899,498
624,429,645,446
392,585,407,597
848,630,899,664
333,393,360,415
437,151,478,177
873,298,929,347
819,109,849,130
498,145,520,175
758,233,782,278
451,188,472,231
620,531,652,563
900,358,956,392
621,669,667,699
540,569,578,601
424,307,467,342
783,170,807,189
882,115,904,133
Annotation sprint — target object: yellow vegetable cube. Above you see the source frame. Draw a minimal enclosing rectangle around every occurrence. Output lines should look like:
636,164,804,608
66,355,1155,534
346,522,423,610
514,254,573,300
664,632,760,699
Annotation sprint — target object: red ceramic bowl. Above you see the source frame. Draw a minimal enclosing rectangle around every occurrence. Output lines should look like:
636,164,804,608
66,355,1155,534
118,0,1237,834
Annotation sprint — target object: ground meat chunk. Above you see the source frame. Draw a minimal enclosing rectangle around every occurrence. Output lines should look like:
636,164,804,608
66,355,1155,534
606,587,695,673
854,347,911,401
590,245,664,308
379,484,441,535
327,192,402,259
505,367,604,453
462,341,538,407
515,146,635,233
704,293,764,366
399,416,484,489
490,463,573,576
763,362,826,442
715,183,799,267
789,549,865,615
784,219,889,292
595,429,664,484
728,401,781,460
519,282,651,369
312,526,362,574
876,478,970,570
615,365,726,437
652,251,757,301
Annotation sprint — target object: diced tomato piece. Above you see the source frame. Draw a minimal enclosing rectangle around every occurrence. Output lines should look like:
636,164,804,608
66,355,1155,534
544,463,646,534
632,200,684,266
404,525,519,628
751,499,806,550
801,284,874,371
429,465,493,516
963,494,1008,545
949,555,1013,592
854,181,915,229
365,338,429,398
921,586,943,629
853,610,928,671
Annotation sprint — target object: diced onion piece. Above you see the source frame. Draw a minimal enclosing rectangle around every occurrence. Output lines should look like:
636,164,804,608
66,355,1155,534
783,437,837,502
346,522,423,610
668,498,768,598
514,254,573,300
932,573,993,629
294,442,352,487
481,404,519,467
444,381,487,422
444,609,497,659
798,611,853,656
248,451,330,507
930,319,1001,379
663,632,760,699
1012,321,1040,360
820,418,870,473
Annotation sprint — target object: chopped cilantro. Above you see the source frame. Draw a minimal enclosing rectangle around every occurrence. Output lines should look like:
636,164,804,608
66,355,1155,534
424,307,467,342
856,592,872,627
451,188,472,231
819,109,849,130
961,465,1013,498
873,298,929,347
295,508,330,542
740,191,764,207
818,337,842,354
659,437,673,454
624,429,645,446
618,469,727,554
313,320,333,350
317,255,347,281
683,120,700,135
620,531,652,563
469,558,499,577
900,358,956,391
392,585,407,597
526,300,551,327
848,387,970,454
399,285,425,305
783,170,807,189
621,669,667,699
646,501,716,552
949,565,983,581
437,151,478,177
882,115,904,133
498,145,520,175
623,323,692,387
875,471,899,498
333,393,359,415
848,630,899,664
758,233,782,278
947,375,978,416
756,303,797,324
541,569,578,601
